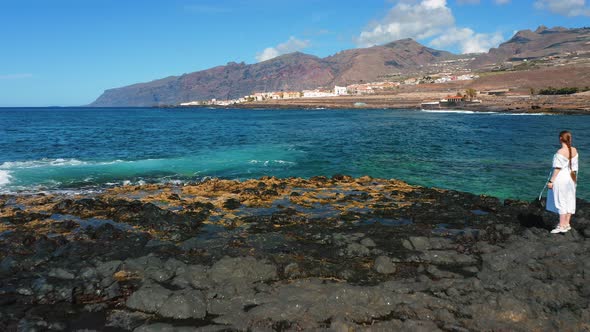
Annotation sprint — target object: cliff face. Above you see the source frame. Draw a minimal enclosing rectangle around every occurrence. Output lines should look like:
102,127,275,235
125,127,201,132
90,27,590,107
89,39,456,107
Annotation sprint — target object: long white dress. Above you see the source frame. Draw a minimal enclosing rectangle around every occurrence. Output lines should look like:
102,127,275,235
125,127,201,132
547,153,579,215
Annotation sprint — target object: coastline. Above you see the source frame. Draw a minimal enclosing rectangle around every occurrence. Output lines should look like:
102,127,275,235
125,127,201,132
169,92,590,115
2,175,590,330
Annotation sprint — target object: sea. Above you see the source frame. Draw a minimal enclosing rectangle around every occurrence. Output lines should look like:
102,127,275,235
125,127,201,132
0,107,588,200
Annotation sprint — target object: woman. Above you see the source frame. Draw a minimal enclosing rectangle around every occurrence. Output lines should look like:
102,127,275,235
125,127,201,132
547,130,579,234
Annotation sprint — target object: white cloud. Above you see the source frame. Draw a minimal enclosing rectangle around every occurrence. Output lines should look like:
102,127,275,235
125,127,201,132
534,0,590,16
256,37,311,62
0,73,33,80
356,0,505,54
458,0,511,4
356,0,455,47
431,28,504,53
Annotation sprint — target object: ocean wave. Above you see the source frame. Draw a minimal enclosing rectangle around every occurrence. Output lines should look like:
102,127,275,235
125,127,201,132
249,159,296,166
0,158,126,169
0,170,11,186
420,109,497,114
492,113,552,116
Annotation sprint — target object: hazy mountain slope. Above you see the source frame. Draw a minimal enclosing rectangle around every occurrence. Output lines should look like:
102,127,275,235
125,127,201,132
472,26,590,67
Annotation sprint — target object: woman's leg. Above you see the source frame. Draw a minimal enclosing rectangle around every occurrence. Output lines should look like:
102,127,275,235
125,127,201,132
565,213,572,227
559,213,568,228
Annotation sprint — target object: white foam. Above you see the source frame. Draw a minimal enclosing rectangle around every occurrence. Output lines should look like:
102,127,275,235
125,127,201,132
0,170,11,186
0,158,128,170
420,109,497,114
493,113,551,116
249,159,295,166
273,160,296,165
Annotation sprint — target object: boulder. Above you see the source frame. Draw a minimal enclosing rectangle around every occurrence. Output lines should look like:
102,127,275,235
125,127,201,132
126,284,173,313
157,290,207,319
374,256,396,274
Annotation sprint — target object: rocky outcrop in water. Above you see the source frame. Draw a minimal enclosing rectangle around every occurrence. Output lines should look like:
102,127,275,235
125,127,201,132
1,176,590,331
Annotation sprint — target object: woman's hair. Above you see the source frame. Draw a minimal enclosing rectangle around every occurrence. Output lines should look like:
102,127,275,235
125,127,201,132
559,130,577,182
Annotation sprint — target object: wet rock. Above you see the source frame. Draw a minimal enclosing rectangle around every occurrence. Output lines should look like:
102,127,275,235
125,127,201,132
367,320,442,331
96,260,122,278
464,296,543,331
134,323,227,332
283,262,301,278
209,256,277,285
179,237,203,251
332,174,353,182
16,287,33,296
403,236,453,251
54,285,73,302
145,239,174,248
360,237,376,247
0,256,16,274
157,289,207,319
126,283,173,313
374,256,396,274
79,266,98,281
310,176,328,182
146,266,174,283
48,268,75,280
262,189,279,196
222,198,241,210
106,310,152,330
32,277,54,296
426,265,461,279
419,250,478,267
171,264,210,289
104,281,121,300
229,278,396,330
344,243,371,257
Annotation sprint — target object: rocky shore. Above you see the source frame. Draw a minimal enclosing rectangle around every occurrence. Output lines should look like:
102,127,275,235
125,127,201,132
213,91,590,115
1,176,590,331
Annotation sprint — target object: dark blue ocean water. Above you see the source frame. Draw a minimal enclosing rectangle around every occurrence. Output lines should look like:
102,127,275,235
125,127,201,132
0,107,588,200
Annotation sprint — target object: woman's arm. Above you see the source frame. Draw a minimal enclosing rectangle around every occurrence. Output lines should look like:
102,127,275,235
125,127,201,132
548,168,561,189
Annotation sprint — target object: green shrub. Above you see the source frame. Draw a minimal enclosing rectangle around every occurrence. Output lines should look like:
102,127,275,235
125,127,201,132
538,87,579,95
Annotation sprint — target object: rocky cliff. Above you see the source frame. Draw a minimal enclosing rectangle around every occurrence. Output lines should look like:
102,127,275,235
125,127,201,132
90,26,590,107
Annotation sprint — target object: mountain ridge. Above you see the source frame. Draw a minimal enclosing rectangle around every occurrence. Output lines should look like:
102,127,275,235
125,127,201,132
90,26,590,107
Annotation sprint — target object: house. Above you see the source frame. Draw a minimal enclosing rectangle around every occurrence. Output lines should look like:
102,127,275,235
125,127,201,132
302,89,335,98
282,91,301,99
445,95,465,103
334,86,348,96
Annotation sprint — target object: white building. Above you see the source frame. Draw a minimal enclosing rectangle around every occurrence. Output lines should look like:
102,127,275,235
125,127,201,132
334,86,348,96
302,89,336,98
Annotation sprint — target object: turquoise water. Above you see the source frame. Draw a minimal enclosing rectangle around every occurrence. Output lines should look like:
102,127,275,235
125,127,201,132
0,107,588,200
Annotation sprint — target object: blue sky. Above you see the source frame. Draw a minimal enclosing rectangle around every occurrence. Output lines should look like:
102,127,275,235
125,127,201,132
0,0,589,107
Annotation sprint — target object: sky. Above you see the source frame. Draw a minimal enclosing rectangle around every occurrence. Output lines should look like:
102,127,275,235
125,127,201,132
0,0,589,107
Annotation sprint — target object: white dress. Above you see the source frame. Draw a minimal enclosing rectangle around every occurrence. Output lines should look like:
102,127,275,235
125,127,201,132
547,153,578,215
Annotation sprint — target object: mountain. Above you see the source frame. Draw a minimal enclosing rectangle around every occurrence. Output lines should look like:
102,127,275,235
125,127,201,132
89,39,456,107
90,27,590,107
471,26,590,67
